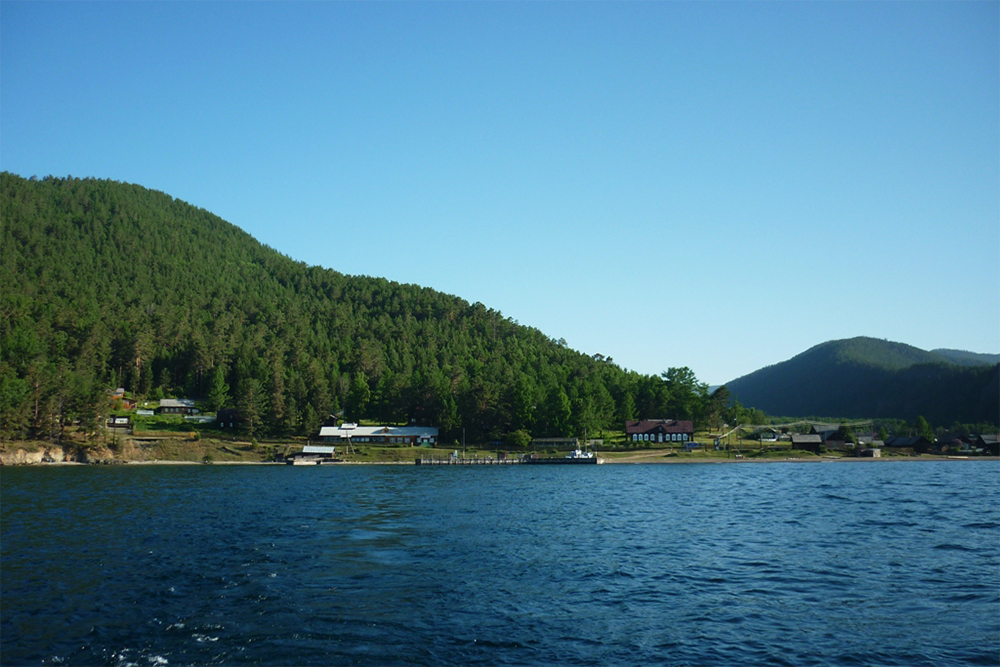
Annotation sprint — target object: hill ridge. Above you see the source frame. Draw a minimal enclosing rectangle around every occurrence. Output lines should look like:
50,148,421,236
726,336,998,424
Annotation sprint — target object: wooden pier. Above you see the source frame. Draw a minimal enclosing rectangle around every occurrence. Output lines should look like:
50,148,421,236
415,456,519,465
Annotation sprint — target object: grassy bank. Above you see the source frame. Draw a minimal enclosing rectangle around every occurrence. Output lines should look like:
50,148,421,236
4,425,986,465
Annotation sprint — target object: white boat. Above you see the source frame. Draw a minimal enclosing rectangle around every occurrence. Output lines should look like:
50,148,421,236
566,447,595,459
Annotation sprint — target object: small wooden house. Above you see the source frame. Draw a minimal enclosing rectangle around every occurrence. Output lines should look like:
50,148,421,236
216,408,243,429
791,434,823,453
884,436,934,454
975,434,999,456
156,399,199,416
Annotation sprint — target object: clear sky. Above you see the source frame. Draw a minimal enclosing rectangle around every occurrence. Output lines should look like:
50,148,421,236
2,1,998,385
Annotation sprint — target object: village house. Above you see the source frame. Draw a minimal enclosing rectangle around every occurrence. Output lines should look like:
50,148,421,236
625,419,694,444
884,436,934,454
155,398,200,416
318,423,438,446
108,388,137,410
791,434,823,453
976,434,999,456
286,444,339,464
216,408,242,429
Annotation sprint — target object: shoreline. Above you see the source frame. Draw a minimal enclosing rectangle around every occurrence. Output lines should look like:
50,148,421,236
603,454,1000,464
5,455,996,467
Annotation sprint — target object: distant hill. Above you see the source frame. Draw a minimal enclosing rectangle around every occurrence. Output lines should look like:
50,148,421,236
931,349,1000,367
725,337,999,425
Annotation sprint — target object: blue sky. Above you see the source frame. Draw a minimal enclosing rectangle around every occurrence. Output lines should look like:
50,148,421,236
2,2,997,385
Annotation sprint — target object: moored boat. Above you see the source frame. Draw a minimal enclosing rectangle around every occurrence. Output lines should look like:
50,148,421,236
522,447,601,464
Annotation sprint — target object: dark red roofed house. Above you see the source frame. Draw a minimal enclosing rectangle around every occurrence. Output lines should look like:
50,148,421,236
625,419,694,445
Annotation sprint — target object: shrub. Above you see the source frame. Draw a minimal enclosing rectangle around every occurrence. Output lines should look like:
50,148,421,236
507,429,532,449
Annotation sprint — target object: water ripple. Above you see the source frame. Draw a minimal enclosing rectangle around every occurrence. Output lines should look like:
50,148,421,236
1,461,998,666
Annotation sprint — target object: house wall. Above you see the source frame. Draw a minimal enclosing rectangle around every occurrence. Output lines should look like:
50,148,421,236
630,431,691,443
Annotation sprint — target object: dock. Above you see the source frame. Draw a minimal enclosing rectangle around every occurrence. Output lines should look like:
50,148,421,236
415,456,519,465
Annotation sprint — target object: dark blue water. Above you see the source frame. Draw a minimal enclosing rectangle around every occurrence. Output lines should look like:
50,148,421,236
2,461,998,666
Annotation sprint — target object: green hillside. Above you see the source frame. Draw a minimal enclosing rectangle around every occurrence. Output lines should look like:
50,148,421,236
726,337,999,425
1,173,718,443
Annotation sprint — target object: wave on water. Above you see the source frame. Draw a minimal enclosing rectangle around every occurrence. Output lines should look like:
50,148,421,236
2,461,998,666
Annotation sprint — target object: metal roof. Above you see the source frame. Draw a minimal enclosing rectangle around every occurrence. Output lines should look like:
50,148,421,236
303,445,336,454
624,419,694,435
159,398,196,408
318,425,438,438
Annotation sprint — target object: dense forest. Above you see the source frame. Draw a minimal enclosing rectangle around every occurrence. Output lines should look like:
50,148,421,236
1,173,740,443
725,337,999,427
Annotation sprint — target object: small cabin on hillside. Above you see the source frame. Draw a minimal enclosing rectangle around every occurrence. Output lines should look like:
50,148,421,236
216,408,243,429
156,399,199,416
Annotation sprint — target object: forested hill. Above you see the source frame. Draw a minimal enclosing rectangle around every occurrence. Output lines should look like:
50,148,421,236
1,173,721,443
725,337,999,426
932,349,1000,367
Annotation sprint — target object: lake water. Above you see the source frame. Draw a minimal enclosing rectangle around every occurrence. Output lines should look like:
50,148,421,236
2,461,998,666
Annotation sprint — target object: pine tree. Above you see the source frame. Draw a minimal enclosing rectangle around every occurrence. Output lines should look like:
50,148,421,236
207,365,230,412
346,372,370,422
237,377,268,439
301,402,320,438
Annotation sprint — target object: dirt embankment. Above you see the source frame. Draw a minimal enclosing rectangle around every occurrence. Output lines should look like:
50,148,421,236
0,438,234,465
0,443,119,465
0,444,73,465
